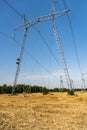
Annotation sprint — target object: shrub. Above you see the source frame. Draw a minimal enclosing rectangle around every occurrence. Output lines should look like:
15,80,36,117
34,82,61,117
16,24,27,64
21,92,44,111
67,89,74,96
42,87,48,95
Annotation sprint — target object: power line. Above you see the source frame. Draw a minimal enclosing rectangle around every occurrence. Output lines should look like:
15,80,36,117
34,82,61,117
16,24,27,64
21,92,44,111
32,26,61,68
0,31,19,45
0,31,59,81
3,0,22,18
4,1,69,89
24,49,50,74
21,48,61,84
63,0,82,75
0,32,58,89
31,26,62,85
20,43,60,81
39,31,61,67
63,0,87,90
0,31,47,73
1,0,72,88
0,32,13,39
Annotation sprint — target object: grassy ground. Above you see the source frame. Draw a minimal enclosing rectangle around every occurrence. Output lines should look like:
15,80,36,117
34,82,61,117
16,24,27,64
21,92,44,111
0,92,87,130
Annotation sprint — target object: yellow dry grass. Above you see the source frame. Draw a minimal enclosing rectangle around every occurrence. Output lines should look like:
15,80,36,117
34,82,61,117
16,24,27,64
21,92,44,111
0,92,87,130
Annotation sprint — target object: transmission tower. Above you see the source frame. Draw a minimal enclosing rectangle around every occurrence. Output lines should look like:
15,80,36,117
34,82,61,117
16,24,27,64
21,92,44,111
70,79,74,90
12,1,71,93
81,73,86,90
60,75,63,91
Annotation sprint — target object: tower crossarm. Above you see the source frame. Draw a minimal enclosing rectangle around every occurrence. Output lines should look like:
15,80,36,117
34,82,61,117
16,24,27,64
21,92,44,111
14,9,70,31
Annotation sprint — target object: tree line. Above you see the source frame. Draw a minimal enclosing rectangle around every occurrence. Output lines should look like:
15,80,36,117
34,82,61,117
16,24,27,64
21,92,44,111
0,84,85,94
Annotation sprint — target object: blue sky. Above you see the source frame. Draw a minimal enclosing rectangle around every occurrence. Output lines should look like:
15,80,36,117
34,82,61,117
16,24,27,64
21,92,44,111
0,0,87,88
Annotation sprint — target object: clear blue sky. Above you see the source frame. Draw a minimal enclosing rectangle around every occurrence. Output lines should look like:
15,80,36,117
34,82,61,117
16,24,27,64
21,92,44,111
0,0,87,88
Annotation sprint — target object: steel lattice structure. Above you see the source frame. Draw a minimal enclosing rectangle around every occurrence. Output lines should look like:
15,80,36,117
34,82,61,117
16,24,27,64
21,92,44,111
12,1,73,94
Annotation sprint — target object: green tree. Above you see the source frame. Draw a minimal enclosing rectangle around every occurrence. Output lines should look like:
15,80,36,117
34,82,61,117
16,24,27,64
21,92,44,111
67,89,74,96
42,87,48,95
15,84,23,93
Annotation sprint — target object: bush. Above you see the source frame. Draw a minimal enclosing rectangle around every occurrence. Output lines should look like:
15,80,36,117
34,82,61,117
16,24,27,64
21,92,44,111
42,87,48,95
67,89,74,96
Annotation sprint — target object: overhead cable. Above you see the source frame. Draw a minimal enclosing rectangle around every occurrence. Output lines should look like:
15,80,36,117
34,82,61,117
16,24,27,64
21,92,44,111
0,31,19,45
32,26,61,68
0,31,59,81
3,0,22,18
63,0,82,74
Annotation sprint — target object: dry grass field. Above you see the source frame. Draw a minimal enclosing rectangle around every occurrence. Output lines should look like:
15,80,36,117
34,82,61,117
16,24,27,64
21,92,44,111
0,92,87,130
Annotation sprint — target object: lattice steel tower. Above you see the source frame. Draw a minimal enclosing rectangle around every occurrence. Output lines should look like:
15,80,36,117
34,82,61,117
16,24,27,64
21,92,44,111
12,1,73,93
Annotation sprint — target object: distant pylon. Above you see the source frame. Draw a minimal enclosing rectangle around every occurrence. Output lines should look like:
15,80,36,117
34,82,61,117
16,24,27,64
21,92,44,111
70,79,74,90
60,75,63,91
81,74,86,90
